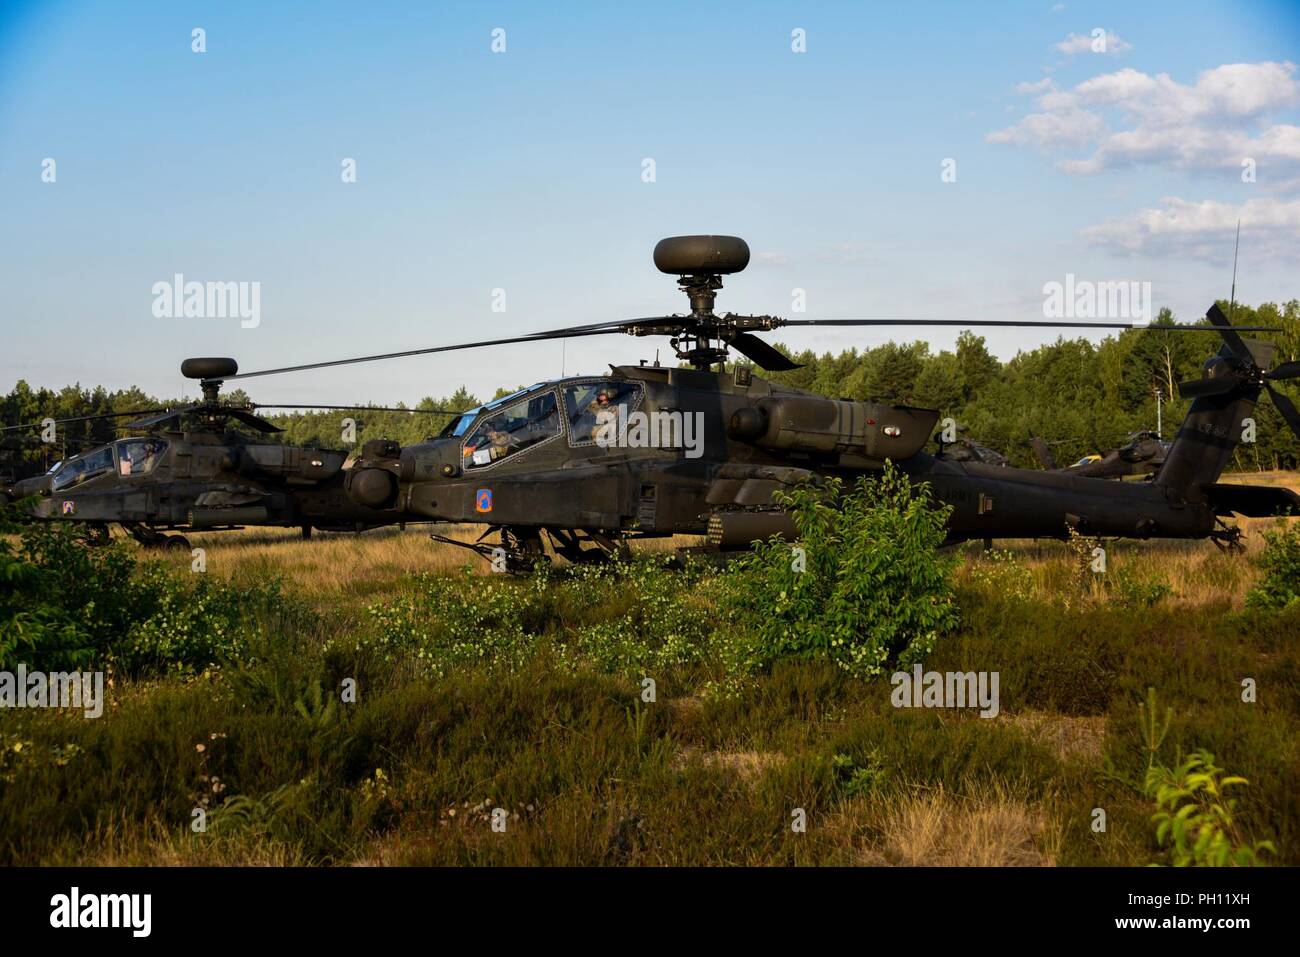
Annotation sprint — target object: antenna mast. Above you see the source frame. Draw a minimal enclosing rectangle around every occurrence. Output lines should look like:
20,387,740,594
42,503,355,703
1228,219,1241,323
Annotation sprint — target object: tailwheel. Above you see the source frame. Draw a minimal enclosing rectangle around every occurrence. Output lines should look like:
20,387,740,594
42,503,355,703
1210,520,1245,554
162,535,192,554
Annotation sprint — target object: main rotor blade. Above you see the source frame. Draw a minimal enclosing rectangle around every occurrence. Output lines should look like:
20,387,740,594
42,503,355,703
723,331,801,371
1205,303,1253,360
782,318,1282,332
224,408,284,433
225,327,629,382
123,408,194,429
526,316,683,336
0,409,161,433
1178,376,1241,399
1265,383,1300,439
252,404,461,415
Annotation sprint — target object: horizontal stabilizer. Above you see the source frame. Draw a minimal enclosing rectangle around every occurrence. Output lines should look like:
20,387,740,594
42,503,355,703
1202,483,1300,517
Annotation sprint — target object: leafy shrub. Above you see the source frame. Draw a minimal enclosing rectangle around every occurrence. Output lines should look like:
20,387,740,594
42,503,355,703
1109,566,1173,608
1246,521,1300,611
831,750,887,798
719,465,958,679
0,503,289,674
114,565,289,674
1,508,134,669
343,557,719,680
1144,749,1275,867
353,571,535,677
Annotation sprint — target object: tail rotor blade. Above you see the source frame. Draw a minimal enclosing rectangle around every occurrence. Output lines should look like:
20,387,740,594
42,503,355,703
1205,303,1253,360
1266,360,1300,381
1266,383,1300,439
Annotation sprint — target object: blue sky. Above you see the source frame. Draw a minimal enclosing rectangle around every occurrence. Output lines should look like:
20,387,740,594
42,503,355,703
2,0,1298,405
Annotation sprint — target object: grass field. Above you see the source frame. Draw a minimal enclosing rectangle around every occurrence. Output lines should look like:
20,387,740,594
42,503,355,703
1,472,1297,866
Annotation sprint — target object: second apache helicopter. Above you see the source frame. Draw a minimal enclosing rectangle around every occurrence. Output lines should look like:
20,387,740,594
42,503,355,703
0,363,453,550
1030,431,1172,480
174,235,1300,568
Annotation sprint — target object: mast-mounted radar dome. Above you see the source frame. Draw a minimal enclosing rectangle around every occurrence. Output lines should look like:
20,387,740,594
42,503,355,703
653,236,750,276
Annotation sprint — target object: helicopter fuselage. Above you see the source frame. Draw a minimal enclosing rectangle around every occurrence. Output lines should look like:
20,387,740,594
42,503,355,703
342,362,1279,554
14,430,398,536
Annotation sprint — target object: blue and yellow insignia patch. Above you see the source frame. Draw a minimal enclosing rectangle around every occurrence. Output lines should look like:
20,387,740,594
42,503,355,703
61,500,76,515
475,488,493,513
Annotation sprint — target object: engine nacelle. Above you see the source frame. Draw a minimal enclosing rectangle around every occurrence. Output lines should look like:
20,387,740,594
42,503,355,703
727,396,938,460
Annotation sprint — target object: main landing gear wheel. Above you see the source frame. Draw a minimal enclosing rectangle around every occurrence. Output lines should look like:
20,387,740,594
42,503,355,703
126,524,191,553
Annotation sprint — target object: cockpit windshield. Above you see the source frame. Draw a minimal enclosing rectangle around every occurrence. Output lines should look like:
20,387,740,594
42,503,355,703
116,438,167,476
462,390,560,468
439,384,546,438
50,446,115,492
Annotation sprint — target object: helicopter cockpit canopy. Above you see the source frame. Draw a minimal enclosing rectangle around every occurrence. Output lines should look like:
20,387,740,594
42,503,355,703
116,438,167,476
563,380,643,446
440,383,547,439
47,438,168,492
462,388,560,469
50,445,115,492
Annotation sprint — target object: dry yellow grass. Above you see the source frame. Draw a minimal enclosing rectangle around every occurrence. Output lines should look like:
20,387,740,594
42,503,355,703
831,783,1057,866
174,523,705,599
671,746,786,781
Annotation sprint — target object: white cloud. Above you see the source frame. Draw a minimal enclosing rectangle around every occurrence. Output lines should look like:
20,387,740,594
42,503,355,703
1057,122,1300,175
1074,62,1300,126
986,106,1106,148
1055,30,1131,56
1014,78,1054,95
1081,196,1300,259
989,61,1300,180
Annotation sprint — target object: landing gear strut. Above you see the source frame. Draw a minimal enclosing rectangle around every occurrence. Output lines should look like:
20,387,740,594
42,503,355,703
429,525,630,573
430,524,549,574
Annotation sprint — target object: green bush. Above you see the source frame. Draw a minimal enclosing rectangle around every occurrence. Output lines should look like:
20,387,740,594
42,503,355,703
0,502,289,674
1246,521,1300,611
342,558,721,681
720,464,958,679
114,566,289,675
1,507,130,669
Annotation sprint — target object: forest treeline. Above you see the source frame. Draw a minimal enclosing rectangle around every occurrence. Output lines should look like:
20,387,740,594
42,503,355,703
4,299,1298,478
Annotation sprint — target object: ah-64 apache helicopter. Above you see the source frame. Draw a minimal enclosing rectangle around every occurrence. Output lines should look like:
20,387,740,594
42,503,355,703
61,235,1300,567
0,363,453,550
1030,430,1172,480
